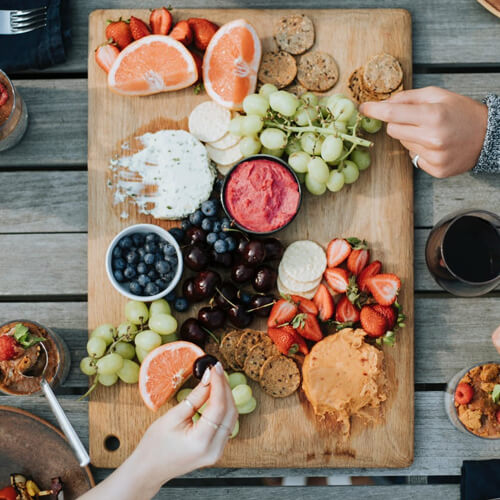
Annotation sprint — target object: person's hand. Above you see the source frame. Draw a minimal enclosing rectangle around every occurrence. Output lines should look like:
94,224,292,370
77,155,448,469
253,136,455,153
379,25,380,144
359,87,488,178
492,325,500,355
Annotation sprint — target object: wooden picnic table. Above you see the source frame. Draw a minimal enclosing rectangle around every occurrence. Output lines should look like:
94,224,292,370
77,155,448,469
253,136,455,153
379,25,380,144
0,0,499,498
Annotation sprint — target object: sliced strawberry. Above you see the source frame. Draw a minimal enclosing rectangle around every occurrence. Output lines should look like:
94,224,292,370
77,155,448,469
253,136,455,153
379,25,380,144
0,335,22,361
291,295,319,316
335,295,360,323
189,49,203,82
267,298,298,328
187,18,218,51
0,486,17,500
293,313,323,341
326,238,351,268
324,267,350,294
169,20,193,46
268,326,302,356
150,7,173,35
105,19,133,50
347,248,370,275
313,284,335,321
292,329,309,355
455,382,474,405
95,44,120,73
129,16,151,40
358,260,382,292
366,273,401,306
360,305,387,338
372,304,397,329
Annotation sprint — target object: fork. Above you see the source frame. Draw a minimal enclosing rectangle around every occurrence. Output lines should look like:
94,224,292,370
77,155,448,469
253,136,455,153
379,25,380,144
0,7,48,35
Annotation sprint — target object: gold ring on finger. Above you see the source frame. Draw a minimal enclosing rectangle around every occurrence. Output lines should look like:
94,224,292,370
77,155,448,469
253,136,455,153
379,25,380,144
201,414,220,430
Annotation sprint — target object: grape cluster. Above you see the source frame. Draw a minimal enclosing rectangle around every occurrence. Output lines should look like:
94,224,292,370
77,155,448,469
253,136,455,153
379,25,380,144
229,84,382,196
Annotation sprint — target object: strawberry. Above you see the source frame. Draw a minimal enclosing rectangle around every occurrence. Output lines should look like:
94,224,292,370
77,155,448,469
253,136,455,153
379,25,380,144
187,18,218,51
366,273,401,306
267,298,298,328
105,19,133,50
150,7,173,35
169,20,193,46
335,295,360,323
0,486,17,500
0,335,21,361
0,83,8,107
324,267,350,294
455,382,474,405
360,305,387,337
326,238,351,268
95,44,120,73
358,260,382,292
347,248,370,275
313,284,335,321
190,49,203,81
268,326,304,356
129,16,151,40
372,304,396,329
291,295,319,316
292,329,309,355
293,313,323,341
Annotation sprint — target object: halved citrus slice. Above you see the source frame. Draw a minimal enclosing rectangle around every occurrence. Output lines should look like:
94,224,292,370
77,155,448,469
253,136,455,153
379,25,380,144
139,341,205,411
203,19,261,110
108,35,198,96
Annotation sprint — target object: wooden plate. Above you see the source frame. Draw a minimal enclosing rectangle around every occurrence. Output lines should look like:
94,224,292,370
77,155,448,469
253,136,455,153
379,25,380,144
0,405,94,499
476,0,500,17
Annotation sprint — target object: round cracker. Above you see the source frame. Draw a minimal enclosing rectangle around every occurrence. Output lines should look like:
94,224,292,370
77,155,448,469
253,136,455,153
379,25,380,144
274,14,315,55
216,163,234,176
277,276,318,300
208,131,241,151
206,142,243,166
189,101,231,143
258,51,297,89
281,240,327,283
279,261,322,292
220,330,244,370
204,336,228,369
244,339,279,381
259,355,301,398
297,51,339,92
235,329,264,368
285,81,308,97
362,53,403,94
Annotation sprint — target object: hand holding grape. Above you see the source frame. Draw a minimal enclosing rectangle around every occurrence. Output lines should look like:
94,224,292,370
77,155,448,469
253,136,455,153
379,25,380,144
360,87,488,178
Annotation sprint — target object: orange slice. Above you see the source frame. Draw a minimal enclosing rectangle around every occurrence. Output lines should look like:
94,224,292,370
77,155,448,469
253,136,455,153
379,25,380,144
203,19,261,110
139,341,204,411
108,35,198,96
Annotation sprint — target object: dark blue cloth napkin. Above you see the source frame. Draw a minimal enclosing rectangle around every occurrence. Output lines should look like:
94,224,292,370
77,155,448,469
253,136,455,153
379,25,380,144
462,459,500,500
0,0,70,71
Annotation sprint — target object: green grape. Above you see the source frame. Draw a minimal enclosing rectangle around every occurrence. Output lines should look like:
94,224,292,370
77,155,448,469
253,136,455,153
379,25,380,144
239,136,261,156
301,92,319,107
269,90,300,117
285,137,302,156
232,384,252,406
259,128,287,150
305,174,327,195
293,105,318,126
149,314,177,336
134,329,162,352
296,172,306,184
228,115,245,136
243,94,269,116
328,147,348,166
116,322,138,340
161,333,178,344
198,402,207,414
113,341,136,360
192,413,201,423
350,148,371,170
150,299,171,316
342,160,360,184
332,98,356,122
326,170,345,192
289,151,311,173
300,132,323,155
260,147,284,157
259,83,278,98
361,116,382,133
326,93,346,113
80,356,97,376
96,353,124,375
347,110,359,127
125,301,149,325
230,419,240,439
318,95,330,112
224,371,230,381
307,157,330,184
86,337,107,358
228,372,247,389
90,324,116,346
136,346,149,363
117,359,140,384
241,115,264,136
332,121,347,133
176,387,193,403
320,135,343,162
98,373,118,386
237,396,257,414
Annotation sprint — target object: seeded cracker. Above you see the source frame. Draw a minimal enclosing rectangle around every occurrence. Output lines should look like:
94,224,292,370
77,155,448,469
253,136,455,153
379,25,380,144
235,329,264,368
285,81,308,97
260,355,301,398
297,51,339,92
220,330,244,370
274,14,315,55
258,51,297,89
244,338,279,381
362,53,403,94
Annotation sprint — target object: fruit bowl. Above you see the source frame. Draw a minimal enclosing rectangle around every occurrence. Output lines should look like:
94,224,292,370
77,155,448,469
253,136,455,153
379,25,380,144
105,224,183,302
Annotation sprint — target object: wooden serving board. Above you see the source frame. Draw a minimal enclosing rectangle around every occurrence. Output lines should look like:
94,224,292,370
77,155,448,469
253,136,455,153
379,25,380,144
88,8,413,469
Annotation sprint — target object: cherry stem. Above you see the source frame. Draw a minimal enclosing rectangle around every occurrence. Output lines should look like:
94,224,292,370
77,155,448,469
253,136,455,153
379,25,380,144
201,326,220,345
215,287,238,309
246,300,277,313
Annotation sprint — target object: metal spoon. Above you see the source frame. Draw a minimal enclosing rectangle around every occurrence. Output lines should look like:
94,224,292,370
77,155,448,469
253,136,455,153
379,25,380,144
23,342,90,467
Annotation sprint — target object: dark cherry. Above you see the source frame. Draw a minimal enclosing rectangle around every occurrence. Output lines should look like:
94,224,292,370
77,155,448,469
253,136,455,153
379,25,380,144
193,270,222,299
210,248,234,268
248,294,275,317
235,234,249,255
193,354,218,380
179,318,207,347
183,278,203,302
241,240,266,266
186,226,207,245
214,281,238,310
263,238,284,261
198,306,226,330
184,244,209,271
231,263,255,284
227,304,254,328
252,265,277,292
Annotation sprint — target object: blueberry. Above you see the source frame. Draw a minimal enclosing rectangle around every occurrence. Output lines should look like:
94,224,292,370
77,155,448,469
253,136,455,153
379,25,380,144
113,258,126,270
132,233,144,247
226,236,236,252
214,239,228,253
239,291,252,304
189,209,204,226
155,260,171,275
145,282,160,296
137,274,151,287
112,246,122,259
218,231,228,240
137,247,146,259
163,243,176,257
124,266,137,279
169,227,185,243
119,236,133,249
174,297,189,312
181,219,192,231
201,199,218,217
157,240,165,250
155,252,164,263
165,256,178,270
221,218,231,230
144,253,155,265
129,281,143,296
113,269,125,282
137,262,148,274
145,233,158,243
164,271,175,282
126,251,139,264
156,279,168,290
206,232,218,245
201,218,213,231
165,290,177,302
214,178,224,192
212,221,222,233
145,242,158,253
147,269,158,281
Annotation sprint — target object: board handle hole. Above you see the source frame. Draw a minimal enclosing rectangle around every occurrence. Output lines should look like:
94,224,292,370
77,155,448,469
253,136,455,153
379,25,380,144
104,434,120,452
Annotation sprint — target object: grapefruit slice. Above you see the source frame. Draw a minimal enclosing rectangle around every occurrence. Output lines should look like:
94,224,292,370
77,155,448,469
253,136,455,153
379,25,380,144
139,341,204,411
108,35,198,96
203,19,262,110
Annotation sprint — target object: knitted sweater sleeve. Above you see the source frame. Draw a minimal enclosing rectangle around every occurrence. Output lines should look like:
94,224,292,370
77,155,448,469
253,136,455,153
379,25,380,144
472,94,500,174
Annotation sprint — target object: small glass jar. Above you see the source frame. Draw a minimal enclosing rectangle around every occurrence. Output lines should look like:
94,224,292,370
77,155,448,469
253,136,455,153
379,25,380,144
0,69,29,152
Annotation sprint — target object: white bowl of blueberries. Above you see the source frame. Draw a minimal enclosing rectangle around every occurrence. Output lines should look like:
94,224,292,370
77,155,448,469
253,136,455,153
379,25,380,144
106,224,183,302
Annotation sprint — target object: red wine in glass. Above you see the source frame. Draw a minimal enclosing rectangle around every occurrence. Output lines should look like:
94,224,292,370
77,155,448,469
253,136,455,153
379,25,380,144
425,210,500,297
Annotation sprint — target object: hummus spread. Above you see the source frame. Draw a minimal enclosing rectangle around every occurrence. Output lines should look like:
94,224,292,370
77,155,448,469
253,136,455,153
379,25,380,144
302,328,387,436
224,158,300,233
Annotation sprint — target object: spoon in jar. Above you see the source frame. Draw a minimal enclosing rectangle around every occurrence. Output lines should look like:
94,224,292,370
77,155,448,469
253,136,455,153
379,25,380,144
23,342,90,467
